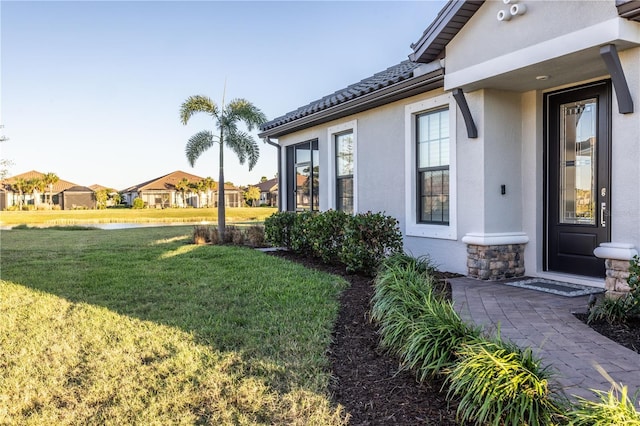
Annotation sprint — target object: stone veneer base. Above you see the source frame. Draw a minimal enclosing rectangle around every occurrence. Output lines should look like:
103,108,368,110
466,243,526,280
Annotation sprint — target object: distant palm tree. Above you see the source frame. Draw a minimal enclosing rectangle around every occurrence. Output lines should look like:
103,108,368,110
202,177,216,207
42,172,59,206
189,180,205,208
12,178,27,209
180,94,266,240
174,178,191,207
31,178,46,206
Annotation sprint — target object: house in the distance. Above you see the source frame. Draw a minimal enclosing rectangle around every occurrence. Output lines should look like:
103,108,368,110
259,0,640,294
121,170,243,208
254,178,278,207
0,170,96,210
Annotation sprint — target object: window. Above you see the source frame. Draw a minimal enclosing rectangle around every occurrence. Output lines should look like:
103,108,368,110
327,120,357,212
336,132,354,213
404,94,457,240
417,109,449,224
286,140,319,211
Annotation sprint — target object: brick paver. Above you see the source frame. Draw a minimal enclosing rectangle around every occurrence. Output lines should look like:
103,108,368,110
450,277,640,401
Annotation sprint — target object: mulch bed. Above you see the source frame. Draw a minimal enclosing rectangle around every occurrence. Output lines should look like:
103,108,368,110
267,250,640,425
268,250,460,425
574,313,640,355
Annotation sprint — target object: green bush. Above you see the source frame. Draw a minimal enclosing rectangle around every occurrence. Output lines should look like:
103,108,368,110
446,338,562,426
132,197,145,209
265,210,403,275
308,210,349,263
565,385,640,425
339,211,403,275
289,211,316,255
264,211,297,248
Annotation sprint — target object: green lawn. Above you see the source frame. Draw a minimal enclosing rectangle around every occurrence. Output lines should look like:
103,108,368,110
0,207,277,226
0,226,348,425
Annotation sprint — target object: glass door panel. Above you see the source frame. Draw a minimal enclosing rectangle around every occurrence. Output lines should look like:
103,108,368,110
559,99,597,225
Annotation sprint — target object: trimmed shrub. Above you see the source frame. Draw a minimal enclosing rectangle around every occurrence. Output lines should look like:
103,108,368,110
264,211,297,248
308,209,349,263
446,338,562,426
339,211,403,275
289,211,316,255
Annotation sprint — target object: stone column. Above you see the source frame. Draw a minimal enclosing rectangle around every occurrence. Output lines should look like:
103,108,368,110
594,242,639,298
462,232,529,281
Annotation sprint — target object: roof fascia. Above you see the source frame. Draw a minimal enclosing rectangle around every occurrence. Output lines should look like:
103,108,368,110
258,68,444,139
409,0,484,64
617,0,640,21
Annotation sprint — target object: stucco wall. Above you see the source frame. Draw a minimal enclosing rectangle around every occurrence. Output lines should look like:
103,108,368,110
521,89,544,275
611,47,640,246
446,0,618,73
277,89,471,274
482,90,523,233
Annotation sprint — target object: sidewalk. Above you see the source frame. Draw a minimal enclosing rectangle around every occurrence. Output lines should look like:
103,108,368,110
449,277,640,401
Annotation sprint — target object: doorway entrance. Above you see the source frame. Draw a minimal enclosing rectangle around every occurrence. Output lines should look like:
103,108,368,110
545,81,611,277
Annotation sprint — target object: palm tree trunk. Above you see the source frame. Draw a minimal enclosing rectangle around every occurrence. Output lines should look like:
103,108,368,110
218,133,225,241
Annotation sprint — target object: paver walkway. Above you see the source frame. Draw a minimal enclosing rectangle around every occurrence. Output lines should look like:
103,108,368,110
450,277,640,401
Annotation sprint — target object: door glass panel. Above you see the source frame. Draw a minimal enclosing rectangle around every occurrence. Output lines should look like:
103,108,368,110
559,98,596,225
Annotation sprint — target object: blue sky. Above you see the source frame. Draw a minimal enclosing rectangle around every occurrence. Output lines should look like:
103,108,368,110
1,1,445,190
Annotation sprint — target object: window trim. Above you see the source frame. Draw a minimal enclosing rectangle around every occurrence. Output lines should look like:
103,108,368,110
286,139,319,212
404,94,457,239
327,120,357,212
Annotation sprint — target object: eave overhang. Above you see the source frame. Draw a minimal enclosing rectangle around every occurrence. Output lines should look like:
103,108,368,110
409,0,484,64
617,0,640,21
258,67,444,139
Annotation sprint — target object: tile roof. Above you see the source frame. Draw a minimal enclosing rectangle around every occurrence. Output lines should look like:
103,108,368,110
122,170,207,192
259,60,424,133
2,170,80,193
253,178,278,192
122,170,240,193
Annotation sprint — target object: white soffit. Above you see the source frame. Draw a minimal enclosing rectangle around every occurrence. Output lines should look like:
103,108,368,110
444,18,640,92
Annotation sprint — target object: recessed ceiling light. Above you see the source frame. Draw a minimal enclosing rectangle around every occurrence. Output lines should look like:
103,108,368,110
536,75,549,81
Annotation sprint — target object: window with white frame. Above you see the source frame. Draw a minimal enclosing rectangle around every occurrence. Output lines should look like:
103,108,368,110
335,131,354,214
417,109,449,224
405,94,457,239
327,120,357,213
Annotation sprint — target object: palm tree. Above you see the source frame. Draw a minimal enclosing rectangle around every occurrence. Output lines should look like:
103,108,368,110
12,178,27,209
31,177,46,207
174,178,190,207
180,94,266,240
202,176,216,207
42,172,59,206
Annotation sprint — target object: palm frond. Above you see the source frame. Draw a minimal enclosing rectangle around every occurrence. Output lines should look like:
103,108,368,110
185,130,216,167
226,99,267,131
180,95,219,125
226,130,260,170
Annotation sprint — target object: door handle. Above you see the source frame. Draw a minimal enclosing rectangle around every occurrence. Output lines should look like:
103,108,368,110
601,202,606,228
